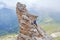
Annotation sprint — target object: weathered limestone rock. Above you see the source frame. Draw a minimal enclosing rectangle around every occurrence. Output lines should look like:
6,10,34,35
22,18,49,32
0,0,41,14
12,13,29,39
16,2,53,40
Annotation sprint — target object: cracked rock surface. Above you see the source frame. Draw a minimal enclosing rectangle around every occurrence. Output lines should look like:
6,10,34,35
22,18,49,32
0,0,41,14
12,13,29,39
16,2,53,40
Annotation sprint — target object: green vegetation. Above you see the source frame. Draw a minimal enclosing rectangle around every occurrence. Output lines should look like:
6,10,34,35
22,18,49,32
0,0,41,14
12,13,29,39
0,23,60,40
40,23,60,40
0,34,17,40
54,37,60,40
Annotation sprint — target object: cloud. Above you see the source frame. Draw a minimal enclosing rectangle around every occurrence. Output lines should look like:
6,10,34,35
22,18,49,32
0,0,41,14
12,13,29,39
0,2,6,9
0,0,19,9
29,0,60,12
0,0,60,12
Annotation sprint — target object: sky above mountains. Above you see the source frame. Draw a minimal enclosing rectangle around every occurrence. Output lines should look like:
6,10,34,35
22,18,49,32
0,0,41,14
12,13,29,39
0,0,60,23
0,0,60,12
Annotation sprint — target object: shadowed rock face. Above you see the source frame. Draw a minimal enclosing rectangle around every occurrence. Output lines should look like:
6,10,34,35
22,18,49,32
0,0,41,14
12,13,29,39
16,2,53,40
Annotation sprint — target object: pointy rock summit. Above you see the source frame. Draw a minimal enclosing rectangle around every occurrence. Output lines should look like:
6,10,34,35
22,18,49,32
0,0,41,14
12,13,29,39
16,2,53,40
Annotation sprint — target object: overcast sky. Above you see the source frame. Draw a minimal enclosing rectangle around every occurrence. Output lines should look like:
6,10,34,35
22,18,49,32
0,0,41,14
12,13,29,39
0,0,60,12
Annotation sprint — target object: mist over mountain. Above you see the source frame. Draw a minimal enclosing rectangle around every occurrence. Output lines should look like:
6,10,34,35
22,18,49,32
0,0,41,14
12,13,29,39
29,8,60,24
0,8,19,36
49,12,60,23
0,6,60,36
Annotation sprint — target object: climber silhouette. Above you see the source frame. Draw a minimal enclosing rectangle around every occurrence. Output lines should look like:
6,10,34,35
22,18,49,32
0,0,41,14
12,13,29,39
31,20,37,26
34,20,37,26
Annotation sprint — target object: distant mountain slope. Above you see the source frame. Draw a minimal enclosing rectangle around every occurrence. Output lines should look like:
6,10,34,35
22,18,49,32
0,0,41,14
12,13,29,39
0,8,19,36
29,8,60,24
0,7,60,36
49,12,60,23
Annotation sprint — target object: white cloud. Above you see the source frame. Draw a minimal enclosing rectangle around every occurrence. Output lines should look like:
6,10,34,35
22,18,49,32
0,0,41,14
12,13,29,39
29,0,60,12
0,3,4,9
0,2,6,9
0,0,60,12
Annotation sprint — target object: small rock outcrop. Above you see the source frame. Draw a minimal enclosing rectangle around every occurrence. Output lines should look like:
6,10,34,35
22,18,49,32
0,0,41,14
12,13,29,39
16,2,53,40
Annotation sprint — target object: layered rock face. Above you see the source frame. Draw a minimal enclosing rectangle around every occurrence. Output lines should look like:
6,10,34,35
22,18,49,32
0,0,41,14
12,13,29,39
16,2,53,40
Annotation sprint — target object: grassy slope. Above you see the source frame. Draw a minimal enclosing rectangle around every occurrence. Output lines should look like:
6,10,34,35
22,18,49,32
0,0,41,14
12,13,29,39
0,23,60,40
0,34,17,40
40,23,60,34
40,23,60,40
